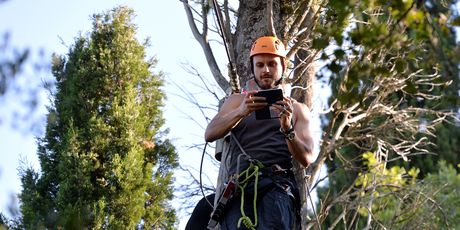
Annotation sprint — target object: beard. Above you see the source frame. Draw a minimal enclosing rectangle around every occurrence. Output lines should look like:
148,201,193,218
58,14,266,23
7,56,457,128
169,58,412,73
255,75,282,89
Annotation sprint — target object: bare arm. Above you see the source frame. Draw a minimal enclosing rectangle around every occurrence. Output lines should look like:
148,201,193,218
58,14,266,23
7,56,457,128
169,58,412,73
288,102,316,166
273,98,316,167
204,91,267,142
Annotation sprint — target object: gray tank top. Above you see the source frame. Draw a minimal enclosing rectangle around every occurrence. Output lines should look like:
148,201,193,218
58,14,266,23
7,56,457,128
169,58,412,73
226,111,292,175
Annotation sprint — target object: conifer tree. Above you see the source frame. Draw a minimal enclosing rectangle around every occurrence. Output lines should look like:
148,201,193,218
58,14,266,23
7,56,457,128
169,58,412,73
19,6,178,229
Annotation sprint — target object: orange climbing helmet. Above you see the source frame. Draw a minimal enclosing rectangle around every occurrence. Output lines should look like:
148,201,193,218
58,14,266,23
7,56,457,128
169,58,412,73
250,36,286,58
249,36,286,75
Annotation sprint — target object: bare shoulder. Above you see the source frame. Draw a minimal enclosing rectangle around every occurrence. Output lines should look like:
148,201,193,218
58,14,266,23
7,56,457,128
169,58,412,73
219,93,244,111
292,99,311,114
292,99,311,123
224,93,244,105
226,93,245,102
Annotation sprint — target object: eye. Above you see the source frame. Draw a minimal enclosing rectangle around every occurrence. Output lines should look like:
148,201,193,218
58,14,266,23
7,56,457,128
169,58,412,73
256,63,265,68
268,61,278,67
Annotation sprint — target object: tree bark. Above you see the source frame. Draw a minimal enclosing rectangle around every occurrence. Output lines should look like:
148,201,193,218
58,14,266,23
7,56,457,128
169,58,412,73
183,1,324,229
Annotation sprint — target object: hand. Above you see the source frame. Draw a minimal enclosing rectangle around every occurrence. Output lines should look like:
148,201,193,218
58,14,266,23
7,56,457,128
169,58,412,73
238,90,268,117
273,96,294,131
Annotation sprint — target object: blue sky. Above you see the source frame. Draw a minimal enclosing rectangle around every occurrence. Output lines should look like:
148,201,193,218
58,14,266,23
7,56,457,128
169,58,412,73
0,0,227,227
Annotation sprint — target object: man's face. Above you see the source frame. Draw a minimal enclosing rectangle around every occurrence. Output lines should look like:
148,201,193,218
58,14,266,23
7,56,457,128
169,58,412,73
253,54,283,89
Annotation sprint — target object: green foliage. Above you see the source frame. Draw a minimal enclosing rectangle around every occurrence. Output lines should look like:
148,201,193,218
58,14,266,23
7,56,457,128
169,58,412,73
320,153,459,229
0,33,48,131
0,37,29,95
414,161,460,229
316,0,459,228
354,152,419,224
0,212,24,230
0,213,6,229
18,6,178,229
354,155,459,229
355,152,418,189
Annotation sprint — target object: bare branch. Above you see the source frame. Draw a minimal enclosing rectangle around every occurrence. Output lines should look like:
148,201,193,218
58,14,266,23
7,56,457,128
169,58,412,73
286,0,313,41
182,0,230,92
266,0,276,36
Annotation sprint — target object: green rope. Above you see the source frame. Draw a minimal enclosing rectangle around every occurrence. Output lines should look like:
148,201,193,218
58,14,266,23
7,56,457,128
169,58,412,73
236,161,263,229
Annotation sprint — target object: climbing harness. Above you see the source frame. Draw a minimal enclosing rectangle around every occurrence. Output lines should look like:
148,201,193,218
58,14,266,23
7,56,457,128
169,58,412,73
206,129,305,230
207,133,264,229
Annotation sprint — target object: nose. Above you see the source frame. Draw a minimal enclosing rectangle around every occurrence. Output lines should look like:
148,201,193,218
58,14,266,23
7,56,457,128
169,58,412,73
262,64,269,73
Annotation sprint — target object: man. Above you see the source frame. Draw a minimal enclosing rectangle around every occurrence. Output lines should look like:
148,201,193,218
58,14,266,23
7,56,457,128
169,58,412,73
185,194,215,230
205,36,316,229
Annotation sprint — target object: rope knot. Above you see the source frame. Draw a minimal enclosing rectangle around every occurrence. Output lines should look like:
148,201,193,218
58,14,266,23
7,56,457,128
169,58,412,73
236,161,263,230
237,216,256,230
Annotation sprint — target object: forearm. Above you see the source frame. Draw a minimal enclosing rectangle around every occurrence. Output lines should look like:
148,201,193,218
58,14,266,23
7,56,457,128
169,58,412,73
205,91,266,142
204,110,245,142
282,102,316,167
286,136,315,167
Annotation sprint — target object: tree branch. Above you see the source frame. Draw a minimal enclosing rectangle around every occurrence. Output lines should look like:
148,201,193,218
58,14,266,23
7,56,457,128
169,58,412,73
266,0,276,36
182,0,230,92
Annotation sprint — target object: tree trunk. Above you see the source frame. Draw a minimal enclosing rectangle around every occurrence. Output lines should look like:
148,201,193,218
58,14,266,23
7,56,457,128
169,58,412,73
217,1,320,229
184,0,322,228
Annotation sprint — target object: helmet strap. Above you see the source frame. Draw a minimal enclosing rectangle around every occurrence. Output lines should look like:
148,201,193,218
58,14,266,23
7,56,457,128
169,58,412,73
275,75,284,86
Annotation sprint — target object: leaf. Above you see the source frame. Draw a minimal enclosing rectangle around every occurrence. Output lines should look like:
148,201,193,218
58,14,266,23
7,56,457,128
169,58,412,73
394,58,407,73
406,10,424,25
451,16,460,26
334,49,346,60
328,61,342,73
312,37,329,49
338,90,359,105
403,80,418,94
374,65,390,77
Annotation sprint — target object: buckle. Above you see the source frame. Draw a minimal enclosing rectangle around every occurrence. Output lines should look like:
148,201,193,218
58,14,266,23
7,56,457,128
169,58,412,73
271,164,287,175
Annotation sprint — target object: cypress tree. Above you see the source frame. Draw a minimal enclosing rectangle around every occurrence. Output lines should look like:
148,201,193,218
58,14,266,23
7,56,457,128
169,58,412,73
19,6,178,229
